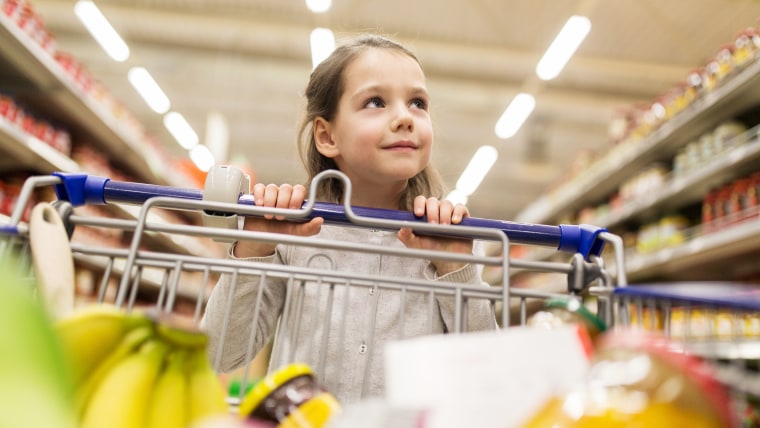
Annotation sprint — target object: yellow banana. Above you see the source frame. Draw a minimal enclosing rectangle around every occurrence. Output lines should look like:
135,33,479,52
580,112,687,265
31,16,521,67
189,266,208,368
55,304,151,386
81,338,170,428
75,323,154,417
145,349,188,428
153,316,209,349
186,347,230,425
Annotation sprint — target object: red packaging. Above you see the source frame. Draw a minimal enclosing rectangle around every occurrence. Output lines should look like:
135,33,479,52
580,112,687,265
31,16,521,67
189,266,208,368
0,182,19,218
2,0,19,18
15,3,39,37
55,52,83,83
749,172,760,218
12,105,25,128
730,178,751,224
0,94,18,122
52,128,72,155
702,190,717,233
714,185,734,230
0,180,7,216
33,120,55,146
39,29,57,56
20,114,36,136
75,67,93,93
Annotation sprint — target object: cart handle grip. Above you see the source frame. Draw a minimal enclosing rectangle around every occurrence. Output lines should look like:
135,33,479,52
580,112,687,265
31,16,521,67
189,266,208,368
51,172,607,258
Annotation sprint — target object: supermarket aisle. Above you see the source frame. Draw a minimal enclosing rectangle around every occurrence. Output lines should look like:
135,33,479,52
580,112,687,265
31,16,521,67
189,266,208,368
3,0,760,427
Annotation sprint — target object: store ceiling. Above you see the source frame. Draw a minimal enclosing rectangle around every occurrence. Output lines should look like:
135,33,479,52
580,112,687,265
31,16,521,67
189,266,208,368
31,0,760,223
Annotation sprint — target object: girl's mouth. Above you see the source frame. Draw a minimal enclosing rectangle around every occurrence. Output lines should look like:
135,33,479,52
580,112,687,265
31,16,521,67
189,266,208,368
385,141,417,150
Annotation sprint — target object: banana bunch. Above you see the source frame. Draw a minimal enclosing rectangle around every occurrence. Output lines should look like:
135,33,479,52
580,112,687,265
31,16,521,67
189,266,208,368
55,304,229,428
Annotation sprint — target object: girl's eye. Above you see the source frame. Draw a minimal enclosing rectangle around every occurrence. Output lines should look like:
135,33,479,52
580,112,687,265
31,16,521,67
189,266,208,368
364,97,384,108
411,98,428,110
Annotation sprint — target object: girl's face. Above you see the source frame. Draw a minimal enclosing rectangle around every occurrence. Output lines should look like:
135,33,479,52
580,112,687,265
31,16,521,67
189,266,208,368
314,48,433,195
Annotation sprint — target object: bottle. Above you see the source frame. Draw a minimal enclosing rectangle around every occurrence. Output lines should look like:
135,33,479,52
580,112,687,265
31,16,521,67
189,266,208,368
239,363,341,428
520,330,735,428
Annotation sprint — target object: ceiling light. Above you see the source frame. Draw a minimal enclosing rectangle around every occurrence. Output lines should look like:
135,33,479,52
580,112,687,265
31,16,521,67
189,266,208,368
535,15,591,81
163,112,199,150
205,111,230,162
305,0,331,13
455,145,499,196
127,67,170,114
189,144,215,172
310,28,335,69
445,189,468,206
74,0,130,62
494,93,535,139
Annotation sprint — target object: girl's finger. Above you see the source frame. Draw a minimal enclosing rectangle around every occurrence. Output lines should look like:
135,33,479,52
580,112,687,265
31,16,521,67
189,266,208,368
275,184,293,208
252,182,267,206
413,195,427,217
274,184,293,220
438,199,454,225
291,184,307,209
262,184,280,219
452,203,469,224
425,197,440,224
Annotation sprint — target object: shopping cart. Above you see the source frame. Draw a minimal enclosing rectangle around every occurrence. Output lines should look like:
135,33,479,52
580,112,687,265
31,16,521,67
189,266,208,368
1,168,626,407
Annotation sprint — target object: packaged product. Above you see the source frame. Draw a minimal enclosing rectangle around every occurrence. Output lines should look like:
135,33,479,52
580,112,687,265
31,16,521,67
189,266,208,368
658,214,689,248
519,330,735,428
527,297,607,343
712,120,748,152
239,363,341,428
732,27,760,68
713,44,736,82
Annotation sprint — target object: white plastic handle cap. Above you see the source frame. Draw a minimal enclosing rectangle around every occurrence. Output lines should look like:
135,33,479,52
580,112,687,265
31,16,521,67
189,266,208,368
29,203,75,319
202,165,251,242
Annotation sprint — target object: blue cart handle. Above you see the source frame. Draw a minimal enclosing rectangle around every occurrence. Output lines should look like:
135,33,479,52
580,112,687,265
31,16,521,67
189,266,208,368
51,172,607,258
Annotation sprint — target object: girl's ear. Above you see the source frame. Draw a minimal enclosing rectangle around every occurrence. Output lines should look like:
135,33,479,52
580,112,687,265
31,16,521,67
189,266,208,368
314,117,339,158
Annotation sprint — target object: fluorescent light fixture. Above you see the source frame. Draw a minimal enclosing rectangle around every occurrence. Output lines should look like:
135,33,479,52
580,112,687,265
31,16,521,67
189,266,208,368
495,93,535,139
305,0,331,13
445,189,468,206
205,111,230,162
189,144,215,172
536,15,591,81
127,67,170,114
74,0,130,62
455,145,499,196
163,112,199,150
310,28,335,69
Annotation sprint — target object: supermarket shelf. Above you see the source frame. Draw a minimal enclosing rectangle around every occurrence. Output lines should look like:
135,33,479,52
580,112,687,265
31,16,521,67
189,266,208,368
113,204,215,258
517,56,760,224
624,219,760,281
0,117,214,257
0,116,79,173
679,340,760,360
0,13,166,185
594,129,760,229
73,252,208,304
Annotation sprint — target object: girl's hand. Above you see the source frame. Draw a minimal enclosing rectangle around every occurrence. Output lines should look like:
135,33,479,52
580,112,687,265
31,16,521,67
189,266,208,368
233,183,323,257
397,196,473,275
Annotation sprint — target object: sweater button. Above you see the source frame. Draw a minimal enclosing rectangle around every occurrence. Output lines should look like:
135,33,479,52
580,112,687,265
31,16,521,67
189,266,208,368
359,343,367,354
368,288,375,296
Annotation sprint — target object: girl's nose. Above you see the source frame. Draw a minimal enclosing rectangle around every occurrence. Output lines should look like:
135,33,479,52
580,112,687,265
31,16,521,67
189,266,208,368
391,105,414,132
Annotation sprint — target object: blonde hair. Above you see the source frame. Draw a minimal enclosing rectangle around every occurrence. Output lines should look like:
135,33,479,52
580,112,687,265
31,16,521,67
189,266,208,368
297,34,446,211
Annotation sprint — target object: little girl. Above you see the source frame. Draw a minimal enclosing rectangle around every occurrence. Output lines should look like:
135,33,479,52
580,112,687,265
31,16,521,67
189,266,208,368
201,33,497,403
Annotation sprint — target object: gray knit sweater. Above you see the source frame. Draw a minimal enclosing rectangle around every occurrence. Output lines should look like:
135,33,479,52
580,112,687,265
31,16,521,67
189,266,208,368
200,224,498,403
